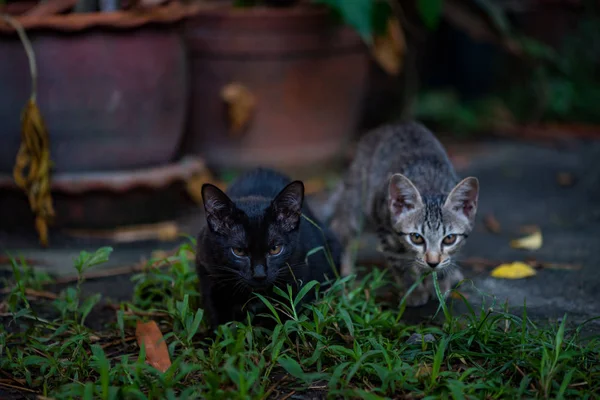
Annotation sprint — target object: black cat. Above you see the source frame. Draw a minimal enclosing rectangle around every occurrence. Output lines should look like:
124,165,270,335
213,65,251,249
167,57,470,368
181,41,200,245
196,168,341,329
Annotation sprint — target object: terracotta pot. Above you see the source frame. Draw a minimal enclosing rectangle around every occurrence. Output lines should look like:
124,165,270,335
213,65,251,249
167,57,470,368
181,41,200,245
0,3,190,173
182,4,369,173
0,4,200,235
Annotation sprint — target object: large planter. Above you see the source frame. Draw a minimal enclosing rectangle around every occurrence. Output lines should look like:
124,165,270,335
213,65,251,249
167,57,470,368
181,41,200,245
0,4,196,234
182,4,370,173
0,4,189,173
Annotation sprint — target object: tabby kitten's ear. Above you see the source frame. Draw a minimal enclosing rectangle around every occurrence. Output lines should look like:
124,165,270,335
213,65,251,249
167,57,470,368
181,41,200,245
202,184,236,234
271,181,304,232
444,177,479,226
388,173,423,222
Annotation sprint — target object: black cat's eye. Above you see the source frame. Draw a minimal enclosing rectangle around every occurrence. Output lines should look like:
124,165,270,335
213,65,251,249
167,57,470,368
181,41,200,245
231,247,247,257
442,234,457,245
409,233,424,245
268,245,283,256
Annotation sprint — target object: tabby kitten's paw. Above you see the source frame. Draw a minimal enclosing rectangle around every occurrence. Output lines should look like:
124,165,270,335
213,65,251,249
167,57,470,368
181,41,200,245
340,249,355,277
404,284,431,307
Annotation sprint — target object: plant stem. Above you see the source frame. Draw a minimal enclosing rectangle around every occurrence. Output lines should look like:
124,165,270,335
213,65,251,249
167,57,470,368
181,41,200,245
1,14,37,101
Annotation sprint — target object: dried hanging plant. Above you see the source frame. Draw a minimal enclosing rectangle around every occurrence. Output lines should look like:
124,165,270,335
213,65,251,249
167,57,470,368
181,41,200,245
2,15,55,247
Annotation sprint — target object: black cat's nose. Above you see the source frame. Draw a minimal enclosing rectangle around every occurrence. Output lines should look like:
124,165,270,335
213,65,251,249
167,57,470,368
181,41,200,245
427,262,439,269
253,265,267,280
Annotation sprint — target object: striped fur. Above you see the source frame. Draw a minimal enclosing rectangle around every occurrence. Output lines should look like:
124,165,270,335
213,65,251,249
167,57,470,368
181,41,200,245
328,121,479,306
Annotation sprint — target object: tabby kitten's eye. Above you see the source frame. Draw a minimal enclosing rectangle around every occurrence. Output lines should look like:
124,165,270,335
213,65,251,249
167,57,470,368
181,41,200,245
409,233,425,245
442,234,457,245
231,248,247,257
268,245,283,256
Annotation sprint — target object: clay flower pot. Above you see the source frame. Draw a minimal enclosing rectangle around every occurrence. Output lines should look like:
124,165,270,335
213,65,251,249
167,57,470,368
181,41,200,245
182,4,370,173
0,4,199,233
0,3,190,173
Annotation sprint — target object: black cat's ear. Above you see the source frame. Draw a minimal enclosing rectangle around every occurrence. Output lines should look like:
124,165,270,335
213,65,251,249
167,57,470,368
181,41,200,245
272,181,304,232
202,184,235,234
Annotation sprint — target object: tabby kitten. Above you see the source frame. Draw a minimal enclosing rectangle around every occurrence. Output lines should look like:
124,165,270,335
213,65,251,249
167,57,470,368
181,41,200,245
196,168,341,329
327,121,479,306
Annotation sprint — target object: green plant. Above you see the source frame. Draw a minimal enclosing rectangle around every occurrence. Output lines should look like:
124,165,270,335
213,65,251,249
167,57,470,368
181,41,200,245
1,243,599,398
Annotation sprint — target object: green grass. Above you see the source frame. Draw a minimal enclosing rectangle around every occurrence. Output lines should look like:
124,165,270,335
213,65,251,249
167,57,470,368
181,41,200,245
1,241,599,399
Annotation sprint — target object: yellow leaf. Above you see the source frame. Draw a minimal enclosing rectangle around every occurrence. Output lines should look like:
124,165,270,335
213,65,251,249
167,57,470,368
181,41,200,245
5,15,55,247
510,230,543,250
221,82,257,137
491,262,537,279
370,17,406,76
14,99,55,247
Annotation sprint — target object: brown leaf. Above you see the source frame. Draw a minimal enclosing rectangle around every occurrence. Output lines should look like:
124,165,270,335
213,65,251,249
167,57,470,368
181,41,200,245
135,320,171,373
303,177,326,195
415,362,432,378
14,99,55,247
483,214,501,234
556,172,575,187
185,169,226,206
519,225,541,235
450,290,468,300
65,221,179,243
539,262,581,271
221,82,257,137
370,17,406,76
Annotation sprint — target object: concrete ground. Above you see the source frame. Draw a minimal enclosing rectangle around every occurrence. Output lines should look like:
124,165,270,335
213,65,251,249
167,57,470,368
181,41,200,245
2,137,600,333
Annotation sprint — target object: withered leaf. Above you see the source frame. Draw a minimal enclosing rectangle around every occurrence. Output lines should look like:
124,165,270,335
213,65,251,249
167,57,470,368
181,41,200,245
556,172,575,187
5,15,55,247
483,214,501,234
370,17,406,76
221,82,257,137
14,99,55,247
135,320,171,373
65,222,179,243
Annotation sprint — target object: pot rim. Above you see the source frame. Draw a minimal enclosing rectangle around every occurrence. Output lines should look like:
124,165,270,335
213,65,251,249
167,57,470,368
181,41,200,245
188,2,331,19
0,156,205,194
0,2,196,33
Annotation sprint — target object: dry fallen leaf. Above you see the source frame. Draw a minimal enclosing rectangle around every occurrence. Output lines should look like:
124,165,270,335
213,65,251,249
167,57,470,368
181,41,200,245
510,229,543,250
415,362,432,378
450,290,468,300
185,170,226,206
556,172,575,187
370,17,406,76
519,225,540,235
483,214,501,234
65,222,179,243
491,261,537,279
539,262,581,271
136,320,171,373
5,14,55,247
303,177,326,195
221,82,257,136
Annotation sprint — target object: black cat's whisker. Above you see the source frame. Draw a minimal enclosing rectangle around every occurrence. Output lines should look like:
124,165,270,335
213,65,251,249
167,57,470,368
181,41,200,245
232,279,250,297
213,266,242,274
278,264,307,276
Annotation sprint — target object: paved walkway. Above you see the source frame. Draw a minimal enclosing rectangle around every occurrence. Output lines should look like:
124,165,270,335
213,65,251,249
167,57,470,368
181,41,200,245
2,137,599,333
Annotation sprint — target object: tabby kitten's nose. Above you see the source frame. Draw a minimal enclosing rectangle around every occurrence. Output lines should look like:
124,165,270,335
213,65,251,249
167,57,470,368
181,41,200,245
427,262,439,269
